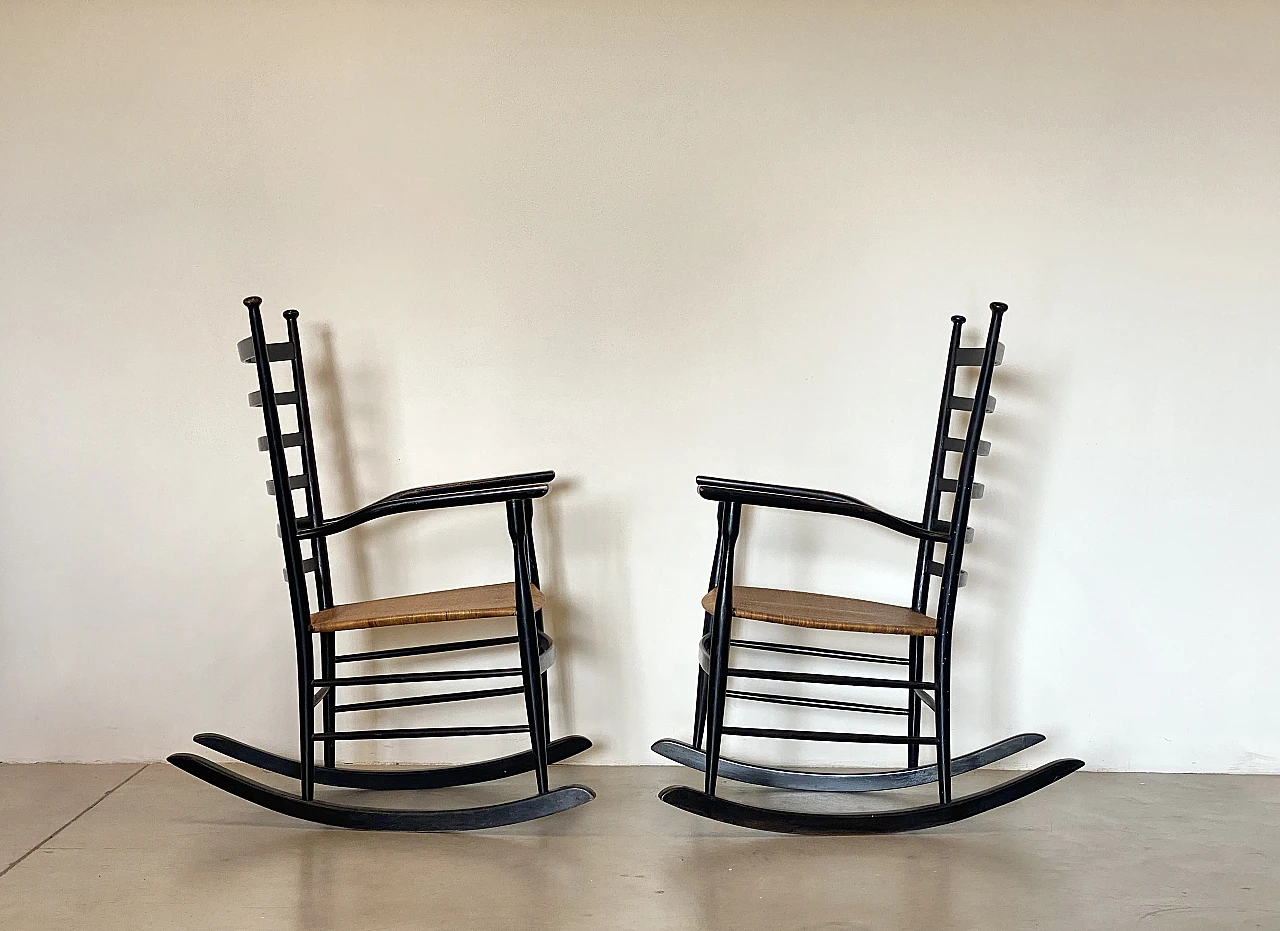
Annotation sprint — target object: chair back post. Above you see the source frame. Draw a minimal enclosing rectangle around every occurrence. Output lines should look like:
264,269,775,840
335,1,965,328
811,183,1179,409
245,299,313,630
283,309,334,613
245,297,316,795
912,315,967,614
935,302,1007,635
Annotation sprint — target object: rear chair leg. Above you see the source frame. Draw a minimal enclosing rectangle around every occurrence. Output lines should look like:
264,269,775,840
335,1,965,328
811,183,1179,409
935,638,952,805
691,613,713,749
296,644,315,801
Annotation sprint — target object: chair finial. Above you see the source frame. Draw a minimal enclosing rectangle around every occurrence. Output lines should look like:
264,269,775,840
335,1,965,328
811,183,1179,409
284,309,299,320
244,296,262,308
990,302,1008,313
951,315,966,324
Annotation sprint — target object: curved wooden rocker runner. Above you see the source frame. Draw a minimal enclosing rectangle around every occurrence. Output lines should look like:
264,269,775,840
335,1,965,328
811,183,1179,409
653,304,1082,834
169,298,593,830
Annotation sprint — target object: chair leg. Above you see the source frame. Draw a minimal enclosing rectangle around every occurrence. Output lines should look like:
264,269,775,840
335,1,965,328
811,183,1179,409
320,632,337,768
906,635,923,769
693,503,726,751
296,642,315,802
510,500,549,795
703,609,733,797
522,500,553,752
691,612,713,749
535,609,552,745
516,610,550,795
703,502,740,797
935,637,952,805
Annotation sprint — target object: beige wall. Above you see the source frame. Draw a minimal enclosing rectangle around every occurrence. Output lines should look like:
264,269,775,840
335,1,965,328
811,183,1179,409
1,1,1277,770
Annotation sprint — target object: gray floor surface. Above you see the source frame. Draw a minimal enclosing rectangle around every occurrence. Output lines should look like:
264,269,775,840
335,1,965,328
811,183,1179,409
0,761,1276,930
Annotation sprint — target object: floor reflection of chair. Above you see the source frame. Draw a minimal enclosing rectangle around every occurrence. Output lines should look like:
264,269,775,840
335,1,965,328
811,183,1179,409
654,302,1082,834
169,296,594,830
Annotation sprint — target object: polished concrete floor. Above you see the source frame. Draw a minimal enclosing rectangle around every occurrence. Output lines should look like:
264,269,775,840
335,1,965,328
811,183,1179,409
0,760,1276,930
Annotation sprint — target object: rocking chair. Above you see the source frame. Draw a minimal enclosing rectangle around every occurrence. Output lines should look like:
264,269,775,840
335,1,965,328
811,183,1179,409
169,297,594,830
653,302,1082,834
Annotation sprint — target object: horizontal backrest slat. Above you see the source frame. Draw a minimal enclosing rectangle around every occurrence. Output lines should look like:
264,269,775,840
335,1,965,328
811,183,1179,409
939,477,984,499
943,436,991,456
933,520,975,543
237,337,295,364
954,343,1004,367
248,390,299,408
266,474,309,496
284,558,317,579
259,433,303,452
928,562,967,587
950,395,996,414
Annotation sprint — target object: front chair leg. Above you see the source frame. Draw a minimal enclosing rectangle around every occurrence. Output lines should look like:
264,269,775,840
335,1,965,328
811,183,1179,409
535,611,552,746
509,499,550,795
906,635,924,769
702,502,741,797
320,631,337,768
523,499,552,745
691,619,712,750
693,503,726,749
703,609,733,797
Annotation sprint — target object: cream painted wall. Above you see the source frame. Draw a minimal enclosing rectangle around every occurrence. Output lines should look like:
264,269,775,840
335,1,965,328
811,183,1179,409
1,1,1277,771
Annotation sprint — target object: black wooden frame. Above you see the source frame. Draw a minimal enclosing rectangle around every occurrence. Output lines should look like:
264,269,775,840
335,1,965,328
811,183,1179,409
169,297,594,830
653,303,1083,834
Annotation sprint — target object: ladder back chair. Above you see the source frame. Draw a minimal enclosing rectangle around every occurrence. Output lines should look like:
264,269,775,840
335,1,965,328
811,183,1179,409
653,303,1082,834
169,297,594,830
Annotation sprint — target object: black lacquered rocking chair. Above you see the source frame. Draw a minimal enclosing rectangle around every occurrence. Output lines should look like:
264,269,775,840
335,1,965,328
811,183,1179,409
169,297,594,830
653,303,1082,834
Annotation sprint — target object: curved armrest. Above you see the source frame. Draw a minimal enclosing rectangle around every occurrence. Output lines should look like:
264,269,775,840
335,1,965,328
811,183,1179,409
695,475,945,542
298,482,550,539
695,475,869,507
374,470,556,506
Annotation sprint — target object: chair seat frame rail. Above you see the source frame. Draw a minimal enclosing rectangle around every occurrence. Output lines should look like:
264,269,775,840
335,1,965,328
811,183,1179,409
169,297,593,830
652,303,1083,834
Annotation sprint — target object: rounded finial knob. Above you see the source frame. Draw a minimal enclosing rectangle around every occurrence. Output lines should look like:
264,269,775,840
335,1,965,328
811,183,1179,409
990,301,1008,313
243,296,262,308
283,309,299,320
951,315,966,324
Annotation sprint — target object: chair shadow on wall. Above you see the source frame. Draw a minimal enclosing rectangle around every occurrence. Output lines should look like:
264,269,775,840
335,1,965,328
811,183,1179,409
534,494,639,761
304,323,587,761
769,359,1065,763
308,325,383,604
956,358,1064,753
